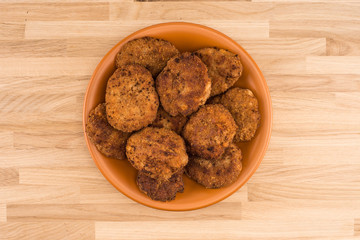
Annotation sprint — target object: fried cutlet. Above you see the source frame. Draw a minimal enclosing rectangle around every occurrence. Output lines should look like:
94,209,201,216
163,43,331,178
151,106,187,134
106,64,159,132
216,88,260,141
126,127,188,181
115,37,179,77
195,47,243,97
156,52,211,117
182,104,237,160
136,170,184,202
85,103,130,160
186,144,242,189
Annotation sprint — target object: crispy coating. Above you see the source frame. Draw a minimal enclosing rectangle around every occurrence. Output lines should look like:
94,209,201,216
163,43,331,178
136,169,184,202
186,144,242,189
115,37,179,77
156,52,211,117
195,47,243,97
126,127,188,180
182,104,237,160
105,64,159,132
86,103,130,160
151,106,187,134
218,88,260,141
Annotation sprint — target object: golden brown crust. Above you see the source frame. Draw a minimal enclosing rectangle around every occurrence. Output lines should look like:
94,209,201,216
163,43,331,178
105,64,159,132
115,37,179,77
182,104,237,160
136,169,184,202
195,47,243,97
156,52,211,117
126,127,188,181
186,144,242,189
151,106,188,134
85,103,130,160
218,88,260,141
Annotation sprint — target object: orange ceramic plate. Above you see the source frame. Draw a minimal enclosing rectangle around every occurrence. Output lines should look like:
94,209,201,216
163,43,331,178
83,22,272,211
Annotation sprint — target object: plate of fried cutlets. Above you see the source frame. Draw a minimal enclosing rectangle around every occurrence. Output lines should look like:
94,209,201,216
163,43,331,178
83,22,272,211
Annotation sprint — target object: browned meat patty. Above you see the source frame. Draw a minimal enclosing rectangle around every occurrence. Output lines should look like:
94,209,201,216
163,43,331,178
85,103,130,160
216,88,260,141
126,127,188,181
186,144,242,189
182,104,237,160
136,169,184,202
195,47,243,97
156,52,211,117
115,37,179,77
105,64,159,132
151,106,187,134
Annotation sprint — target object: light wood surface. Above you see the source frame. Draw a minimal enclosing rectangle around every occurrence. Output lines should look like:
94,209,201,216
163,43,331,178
0,1,360,239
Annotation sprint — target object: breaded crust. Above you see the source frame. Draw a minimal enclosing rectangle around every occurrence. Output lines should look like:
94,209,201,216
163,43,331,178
218,88,260,141
105,64,159,132
182,104,237,160
151,106,187,134
186,144,242,188
195,47,243,97
156,52,211,117
115,37,179,77
136,170,184,202
86,103,130,160
126,127,188,180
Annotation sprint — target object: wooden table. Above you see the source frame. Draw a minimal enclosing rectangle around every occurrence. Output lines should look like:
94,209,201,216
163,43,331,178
1,1,360,239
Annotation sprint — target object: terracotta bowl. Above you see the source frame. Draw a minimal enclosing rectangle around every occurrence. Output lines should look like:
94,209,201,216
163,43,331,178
83,22,272,211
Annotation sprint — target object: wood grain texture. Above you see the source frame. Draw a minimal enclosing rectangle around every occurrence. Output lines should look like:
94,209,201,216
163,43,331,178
0,222,94,240
0,204,6,223
0,1,360,239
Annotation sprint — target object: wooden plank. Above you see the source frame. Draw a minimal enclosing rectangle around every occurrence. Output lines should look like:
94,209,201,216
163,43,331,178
271,91,360,132
355,219,360,236
266,74,360,92
270,20,360,38
0,222,94,240
0,22,24,40
0,204,5,223
0,113,82,132
110,2,273,21
0,131,13,149
0,169,18,186
25,21,269,40
251,164,360,184
306,56,360,74
0,76,89,95
241,201,360,220
66,38,118,57
253,56,306,74
65,37,326,57
248,183,360,201
7,202,241,222
19,167,106,186
95,220,353,239
265,142,360,166
14,131,84,149
0,3,108,21
0,57,100,76
0,148,93,168
0,185,79,204
0,94,78,113
111,2,360,22
240,38,326,56
0,40,66,57
327,37,360,56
